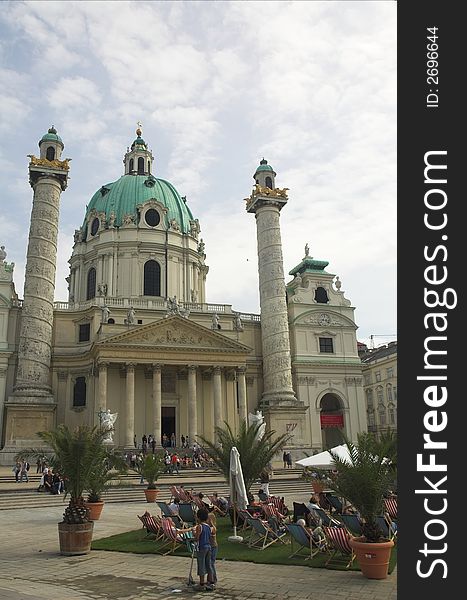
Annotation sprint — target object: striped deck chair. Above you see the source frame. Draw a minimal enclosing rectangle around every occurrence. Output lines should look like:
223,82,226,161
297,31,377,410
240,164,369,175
169,485,180,501
178,487,193,502
266,496,288,516
137,511,164,541
323,525,355,569
262,503,288,526
237,508,254,531
158,517,192,555
384,497,397,520
192,496,206,511
245,515,288,550
286,523,326,560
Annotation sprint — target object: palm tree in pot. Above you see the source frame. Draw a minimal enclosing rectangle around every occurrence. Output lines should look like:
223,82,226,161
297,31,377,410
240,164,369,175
36,424,111,555
328,433,396,579
199,420,291,499
133,453,165,502
85,450,127,520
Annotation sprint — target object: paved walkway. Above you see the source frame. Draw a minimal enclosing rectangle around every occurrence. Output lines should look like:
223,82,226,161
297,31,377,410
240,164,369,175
0,495,397,600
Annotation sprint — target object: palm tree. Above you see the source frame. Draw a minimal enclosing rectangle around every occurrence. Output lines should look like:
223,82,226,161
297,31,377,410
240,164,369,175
86,450,128,503
133,453,165,489
198,420,291,495
36,425,111,524
328,433,394,542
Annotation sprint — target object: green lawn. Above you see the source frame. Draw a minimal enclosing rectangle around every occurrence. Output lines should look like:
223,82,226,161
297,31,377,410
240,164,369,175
92,517,397,574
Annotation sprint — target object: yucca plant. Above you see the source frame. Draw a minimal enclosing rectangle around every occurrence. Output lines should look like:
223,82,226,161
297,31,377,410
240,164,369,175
198,420,291,495
36,425,111,524
328,433,395,542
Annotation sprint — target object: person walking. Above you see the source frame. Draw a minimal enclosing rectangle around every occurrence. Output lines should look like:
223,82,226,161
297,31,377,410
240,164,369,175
13,461,21,482
171,452,180,475
19,460,30,483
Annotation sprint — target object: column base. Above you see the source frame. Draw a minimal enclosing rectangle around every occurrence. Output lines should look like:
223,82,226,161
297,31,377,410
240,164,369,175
262,403,309,450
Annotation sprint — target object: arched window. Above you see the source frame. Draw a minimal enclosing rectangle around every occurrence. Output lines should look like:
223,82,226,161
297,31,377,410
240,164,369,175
265,176,273,189
378,405,387,426
129,158,134,172
144,260,161,296
388,404,396,425
86,267,96,300
315,286,329,303
138,157,145,174
46,146,55,161
148,160,151,173
73,376,86,407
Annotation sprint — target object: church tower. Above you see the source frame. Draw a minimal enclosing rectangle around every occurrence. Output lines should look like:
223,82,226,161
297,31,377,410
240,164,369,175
2,127,70,455
246,162,307,439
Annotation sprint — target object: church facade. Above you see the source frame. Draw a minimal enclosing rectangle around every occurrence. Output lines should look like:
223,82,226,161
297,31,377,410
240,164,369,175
0,127,367,464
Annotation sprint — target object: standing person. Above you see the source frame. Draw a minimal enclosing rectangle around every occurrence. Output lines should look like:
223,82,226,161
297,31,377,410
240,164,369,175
36,458,42,473
151,436,156,454
19,460,29,483
133,434,137,448
171,452,180,475
181,434,185,449
171,432,176,448
286,451,293,468
207,512,218,587
259,469,270,497
13,461,21,482
282,451,287,469
193,508,214,592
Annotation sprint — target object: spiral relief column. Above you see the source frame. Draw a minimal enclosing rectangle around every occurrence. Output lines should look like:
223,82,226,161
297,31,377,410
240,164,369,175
2,128,70,457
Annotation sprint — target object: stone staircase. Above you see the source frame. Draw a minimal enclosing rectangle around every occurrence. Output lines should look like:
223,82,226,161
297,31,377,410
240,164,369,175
0,468,309,511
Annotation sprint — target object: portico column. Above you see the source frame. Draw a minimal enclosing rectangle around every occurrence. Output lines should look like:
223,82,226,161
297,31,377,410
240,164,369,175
97,361,108,412
125,363,136,447
213,366,223,443
237,366,247,423
188,365,198,442
152,363,162,447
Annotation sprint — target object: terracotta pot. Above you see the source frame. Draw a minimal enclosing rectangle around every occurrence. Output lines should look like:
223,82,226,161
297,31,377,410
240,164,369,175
350,537,395,579
144,488,160,503
58,521,94,556
84,501,105,521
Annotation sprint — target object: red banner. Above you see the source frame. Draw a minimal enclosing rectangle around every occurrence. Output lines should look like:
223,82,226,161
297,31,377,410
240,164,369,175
320,414,344,428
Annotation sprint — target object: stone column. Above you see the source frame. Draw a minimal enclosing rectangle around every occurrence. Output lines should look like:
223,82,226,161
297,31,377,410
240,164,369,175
0,366,7,442
237,366,248,423
187,365,198,442
125,363,136,447
152,364,162,447
213,366,223,442
14,174,68,400
246,190,298,405
97,361,108,412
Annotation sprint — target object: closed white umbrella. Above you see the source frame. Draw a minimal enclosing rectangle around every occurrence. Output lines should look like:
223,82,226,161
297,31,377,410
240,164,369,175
228,446,248,542
295,444,352,468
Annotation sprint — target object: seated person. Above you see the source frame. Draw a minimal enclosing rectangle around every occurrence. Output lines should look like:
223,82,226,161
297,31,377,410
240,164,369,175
168,497,180,515
52,470,64,495
297,518,326,545
211,492,228,515
43,470,54,493
257,488,268,502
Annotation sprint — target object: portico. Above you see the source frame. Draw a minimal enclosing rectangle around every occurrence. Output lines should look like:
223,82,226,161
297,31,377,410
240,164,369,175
91,315,251,447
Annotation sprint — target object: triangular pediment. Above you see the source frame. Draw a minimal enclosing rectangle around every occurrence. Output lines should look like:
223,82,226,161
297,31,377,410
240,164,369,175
97,315,251,354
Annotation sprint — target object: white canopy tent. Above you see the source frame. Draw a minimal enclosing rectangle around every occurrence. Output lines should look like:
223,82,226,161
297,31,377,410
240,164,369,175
295,444,351,469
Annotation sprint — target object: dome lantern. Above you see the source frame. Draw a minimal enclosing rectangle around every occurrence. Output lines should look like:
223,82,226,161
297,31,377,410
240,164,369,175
123,123,154,176
253,158,276,189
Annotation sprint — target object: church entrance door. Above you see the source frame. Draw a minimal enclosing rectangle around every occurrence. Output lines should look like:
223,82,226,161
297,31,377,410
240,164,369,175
162,406,176,447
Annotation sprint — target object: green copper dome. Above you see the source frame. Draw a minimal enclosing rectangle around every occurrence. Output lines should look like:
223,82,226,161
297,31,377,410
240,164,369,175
84,174,194,232
39,126,64,148
254,158,275,175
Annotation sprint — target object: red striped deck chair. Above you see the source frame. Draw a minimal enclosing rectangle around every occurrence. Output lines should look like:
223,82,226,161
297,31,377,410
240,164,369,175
178,487,193,502
137,511,164,540
158,517,189,555
384,497,397,520
169,485,181,501
192,496,206,511
323,525,355,569
262,503,288,524
266,496,287,516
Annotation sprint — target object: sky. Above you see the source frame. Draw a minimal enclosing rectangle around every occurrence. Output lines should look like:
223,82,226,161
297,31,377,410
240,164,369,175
0,0,396,348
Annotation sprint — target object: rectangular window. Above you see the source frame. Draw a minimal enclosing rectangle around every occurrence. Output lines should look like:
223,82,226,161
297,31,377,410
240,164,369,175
79,323,90,342
375,371,381,382
364,374,372,385
319,337,334,353
73,376,86,407
387,367,394,378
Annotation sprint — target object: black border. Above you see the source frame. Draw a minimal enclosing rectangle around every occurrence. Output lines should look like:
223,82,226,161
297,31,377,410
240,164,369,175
398,2,462,596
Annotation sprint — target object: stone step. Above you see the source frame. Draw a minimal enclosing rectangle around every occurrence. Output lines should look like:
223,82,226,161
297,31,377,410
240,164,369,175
0,479,311,511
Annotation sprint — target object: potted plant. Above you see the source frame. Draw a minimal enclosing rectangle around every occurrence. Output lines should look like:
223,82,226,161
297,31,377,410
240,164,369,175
328,433,396,579
134,453,164,502
85,451,127,520
36,424,111,555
